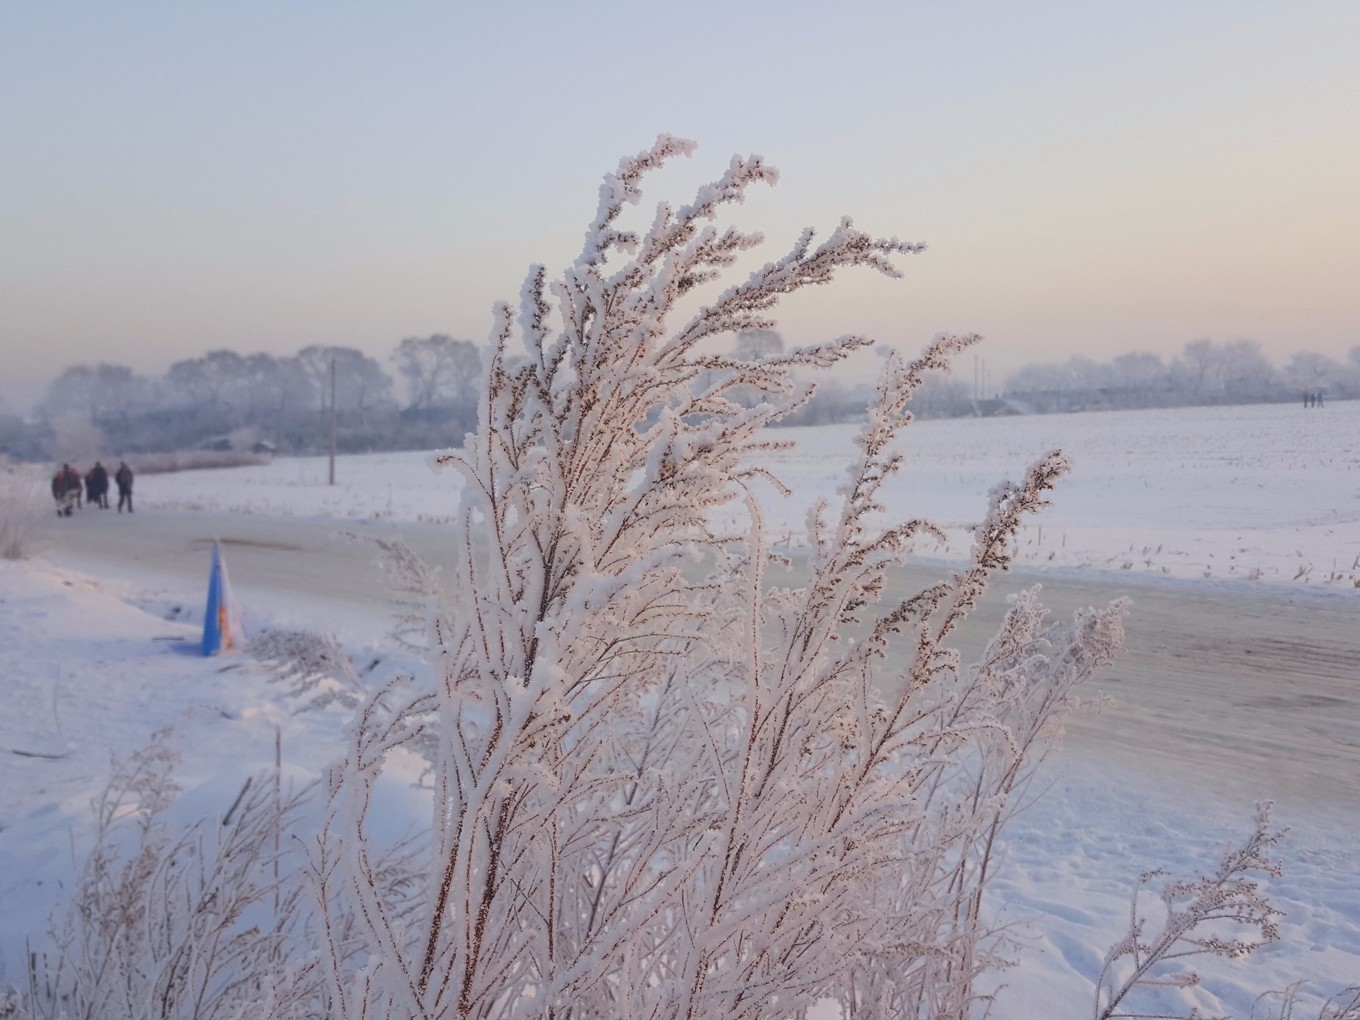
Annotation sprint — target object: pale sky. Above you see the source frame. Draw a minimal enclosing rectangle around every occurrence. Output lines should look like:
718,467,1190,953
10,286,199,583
2,1,1357,413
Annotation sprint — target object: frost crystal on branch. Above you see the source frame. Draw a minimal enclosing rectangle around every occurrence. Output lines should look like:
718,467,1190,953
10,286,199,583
311,137,1127,1019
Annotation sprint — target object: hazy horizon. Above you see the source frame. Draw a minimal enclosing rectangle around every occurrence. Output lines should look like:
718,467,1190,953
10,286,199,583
4,2,1357,415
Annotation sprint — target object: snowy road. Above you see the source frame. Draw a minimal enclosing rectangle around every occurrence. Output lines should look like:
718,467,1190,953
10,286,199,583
43,506,1360,822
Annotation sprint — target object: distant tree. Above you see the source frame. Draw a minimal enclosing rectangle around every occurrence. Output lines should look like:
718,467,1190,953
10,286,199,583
237,353,287,423
1282,350,1342,395
1343,347,1360,398
1111,352,1165,396
38,367,99,423
0,412,43,461
1005,360,1069,394
37,363,153,424
779,377,873,425
1180,338,1223,398
295,346,395,423
734,327,785,361
165,350,252,416
1215,340,1274,402
1004,356,1117,410
909,371,972,417
92,364,155,420
391,334,481,410
50,412,103,464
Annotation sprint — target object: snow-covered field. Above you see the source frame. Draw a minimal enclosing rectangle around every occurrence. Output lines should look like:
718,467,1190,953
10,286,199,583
142,399,1360,590
2,401,1357,1017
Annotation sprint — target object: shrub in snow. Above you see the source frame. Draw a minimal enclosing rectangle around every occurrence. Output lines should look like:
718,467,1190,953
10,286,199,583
307,137,1129,1018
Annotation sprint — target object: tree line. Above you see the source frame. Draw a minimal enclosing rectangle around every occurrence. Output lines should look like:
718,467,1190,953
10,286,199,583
2,334,1356,463
0,336,482,461
1000,338,1360,413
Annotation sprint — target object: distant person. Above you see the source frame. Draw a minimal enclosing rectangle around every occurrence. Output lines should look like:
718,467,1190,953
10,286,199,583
86,461,110,509
51,464,80,517
1304,391,1312,408
115,461,134,513
1317,391,1324,407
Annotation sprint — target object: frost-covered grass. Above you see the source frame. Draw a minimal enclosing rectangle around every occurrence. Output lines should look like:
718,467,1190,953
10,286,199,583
142,399,1360,589
0,461,49,561
130,449,271,475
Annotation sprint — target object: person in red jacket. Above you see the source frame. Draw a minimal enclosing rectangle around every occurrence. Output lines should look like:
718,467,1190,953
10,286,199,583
51,464,80,516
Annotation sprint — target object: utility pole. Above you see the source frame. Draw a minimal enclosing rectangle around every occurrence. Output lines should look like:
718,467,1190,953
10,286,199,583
328,355,337,486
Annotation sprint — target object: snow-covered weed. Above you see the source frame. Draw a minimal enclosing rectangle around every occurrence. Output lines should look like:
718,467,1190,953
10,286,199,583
307,138,1130,1018
1253,983,1360,1020
21,732,321,1020
1095,804,1286,1019
251,627,365,712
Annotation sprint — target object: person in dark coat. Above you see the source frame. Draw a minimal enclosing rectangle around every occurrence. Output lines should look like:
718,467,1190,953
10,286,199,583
86,461,110,508
115,461,134,513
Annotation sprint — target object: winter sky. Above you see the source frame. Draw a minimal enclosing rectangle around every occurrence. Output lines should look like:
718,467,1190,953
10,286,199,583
2,1,1357,413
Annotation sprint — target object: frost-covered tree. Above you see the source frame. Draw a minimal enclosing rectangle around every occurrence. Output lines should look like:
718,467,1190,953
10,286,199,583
1111,351,1166,395
37,363,155,425
309,137,1126,1019
392,334,482,411
734,327,785,362
165,349,252,413
1282,350,1343,395
50,411,104,463
296,345,395,422
1220,339,1278,401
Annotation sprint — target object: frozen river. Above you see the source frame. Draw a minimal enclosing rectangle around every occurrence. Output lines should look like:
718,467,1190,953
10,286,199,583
44,505,1360,824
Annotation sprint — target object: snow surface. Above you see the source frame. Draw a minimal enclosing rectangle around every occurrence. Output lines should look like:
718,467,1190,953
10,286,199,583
2,401,1357,1016
140,399,1360,590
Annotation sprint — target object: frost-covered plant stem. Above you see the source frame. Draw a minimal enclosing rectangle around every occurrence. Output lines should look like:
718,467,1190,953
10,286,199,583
1094,804,1286,1020
312,137,1126,1019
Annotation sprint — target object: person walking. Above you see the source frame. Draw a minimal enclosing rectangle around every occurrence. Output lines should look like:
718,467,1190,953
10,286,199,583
88,461,110,508
115,461,134,513
52,464,80,516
